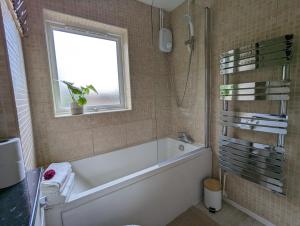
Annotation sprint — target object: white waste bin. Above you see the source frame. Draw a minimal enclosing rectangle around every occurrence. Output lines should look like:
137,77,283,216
204,178,222,213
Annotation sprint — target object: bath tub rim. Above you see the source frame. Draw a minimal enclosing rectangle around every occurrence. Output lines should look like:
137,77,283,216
54,145,210,213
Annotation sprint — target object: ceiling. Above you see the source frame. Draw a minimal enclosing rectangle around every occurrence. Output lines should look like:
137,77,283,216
136,0,186,11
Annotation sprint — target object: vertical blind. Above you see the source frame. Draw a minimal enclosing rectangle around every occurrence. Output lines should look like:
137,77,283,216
2,0,36,169
6,0,28,35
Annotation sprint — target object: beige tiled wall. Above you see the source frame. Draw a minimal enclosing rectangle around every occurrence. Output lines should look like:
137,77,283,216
209,0,300,225
0,5,18,139
168,1,209,144
23,0,172,166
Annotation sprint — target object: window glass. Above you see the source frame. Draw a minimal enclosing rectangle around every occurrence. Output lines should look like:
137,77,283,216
52,30,121,109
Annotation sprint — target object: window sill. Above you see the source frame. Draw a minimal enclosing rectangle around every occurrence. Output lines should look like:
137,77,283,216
54,108,132,118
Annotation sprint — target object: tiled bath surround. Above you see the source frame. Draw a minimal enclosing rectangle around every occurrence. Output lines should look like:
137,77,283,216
23,0,209,167
169,1,208,145
210,0,300,225
23,0,172,166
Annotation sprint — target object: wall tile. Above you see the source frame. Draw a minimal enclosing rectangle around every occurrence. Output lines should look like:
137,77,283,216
46,129,93,163
92,125,126,155
210,0,300,225
0,5,18,138
23,0,172,166
169,2,206,145
125,119,154,146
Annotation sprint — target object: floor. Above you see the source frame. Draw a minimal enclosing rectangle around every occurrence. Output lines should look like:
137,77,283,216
167,202,265,226
167,206,219,226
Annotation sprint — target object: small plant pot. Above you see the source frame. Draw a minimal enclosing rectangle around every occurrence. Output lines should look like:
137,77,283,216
70,102,83,115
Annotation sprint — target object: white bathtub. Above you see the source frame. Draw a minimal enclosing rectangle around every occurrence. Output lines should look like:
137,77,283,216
45,138,212,226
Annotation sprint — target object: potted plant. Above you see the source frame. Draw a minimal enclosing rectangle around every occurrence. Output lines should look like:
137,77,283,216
62,81,98,115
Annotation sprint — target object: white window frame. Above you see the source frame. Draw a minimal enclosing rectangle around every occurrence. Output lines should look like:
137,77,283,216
44,11,131,117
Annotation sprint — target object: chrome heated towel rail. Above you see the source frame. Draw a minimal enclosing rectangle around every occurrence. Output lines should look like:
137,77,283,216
219,34,294,194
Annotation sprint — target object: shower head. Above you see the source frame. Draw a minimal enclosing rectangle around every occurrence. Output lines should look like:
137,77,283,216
184,14,194,37
184,13,195,53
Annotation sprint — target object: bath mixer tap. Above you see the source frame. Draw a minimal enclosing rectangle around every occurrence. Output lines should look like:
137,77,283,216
177,132,194,144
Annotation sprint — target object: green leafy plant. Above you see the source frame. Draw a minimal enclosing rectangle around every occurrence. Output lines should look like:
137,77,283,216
62,81,98,106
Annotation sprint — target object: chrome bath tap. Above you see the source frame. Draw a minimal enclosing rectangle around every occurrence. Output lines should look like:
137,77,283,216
177,132,194,144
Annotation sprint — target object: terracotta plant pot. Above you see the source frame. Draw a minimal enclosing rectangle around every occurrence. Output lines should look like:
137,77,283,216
70,102,83,115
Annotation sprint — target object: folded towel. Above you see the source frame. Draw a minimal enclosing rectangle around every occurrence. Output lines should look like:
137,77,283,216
42,172,72,196
61,172,75,197
41,162,72,192
45,172,75,207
